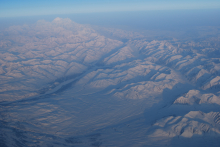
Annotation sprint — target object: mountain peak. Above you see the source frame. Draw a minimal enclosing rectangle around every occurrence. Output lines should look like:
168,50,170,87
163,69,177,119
53,17,62,22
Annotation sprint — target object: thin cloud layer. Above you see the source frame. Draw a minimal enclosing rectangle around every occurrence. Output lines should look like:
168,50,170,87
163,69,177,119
1,0,220,17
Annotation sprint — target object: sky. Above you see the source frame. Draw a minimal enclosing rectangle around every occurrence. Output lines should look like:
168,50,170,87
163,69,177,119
1,0,220,17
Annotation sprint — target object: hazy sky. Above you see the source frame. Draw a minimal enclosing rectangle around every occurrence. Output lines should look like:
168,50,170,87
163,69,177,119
1,0,220,17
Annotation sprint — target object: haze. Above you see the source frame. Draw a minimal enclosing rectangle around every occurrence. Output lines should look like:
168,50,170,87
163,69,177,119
0,1,220,147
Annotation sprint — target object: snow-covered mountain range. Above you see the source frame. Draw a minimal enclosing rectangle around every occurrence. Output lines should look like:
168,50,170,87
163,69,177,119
0,17,220,146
